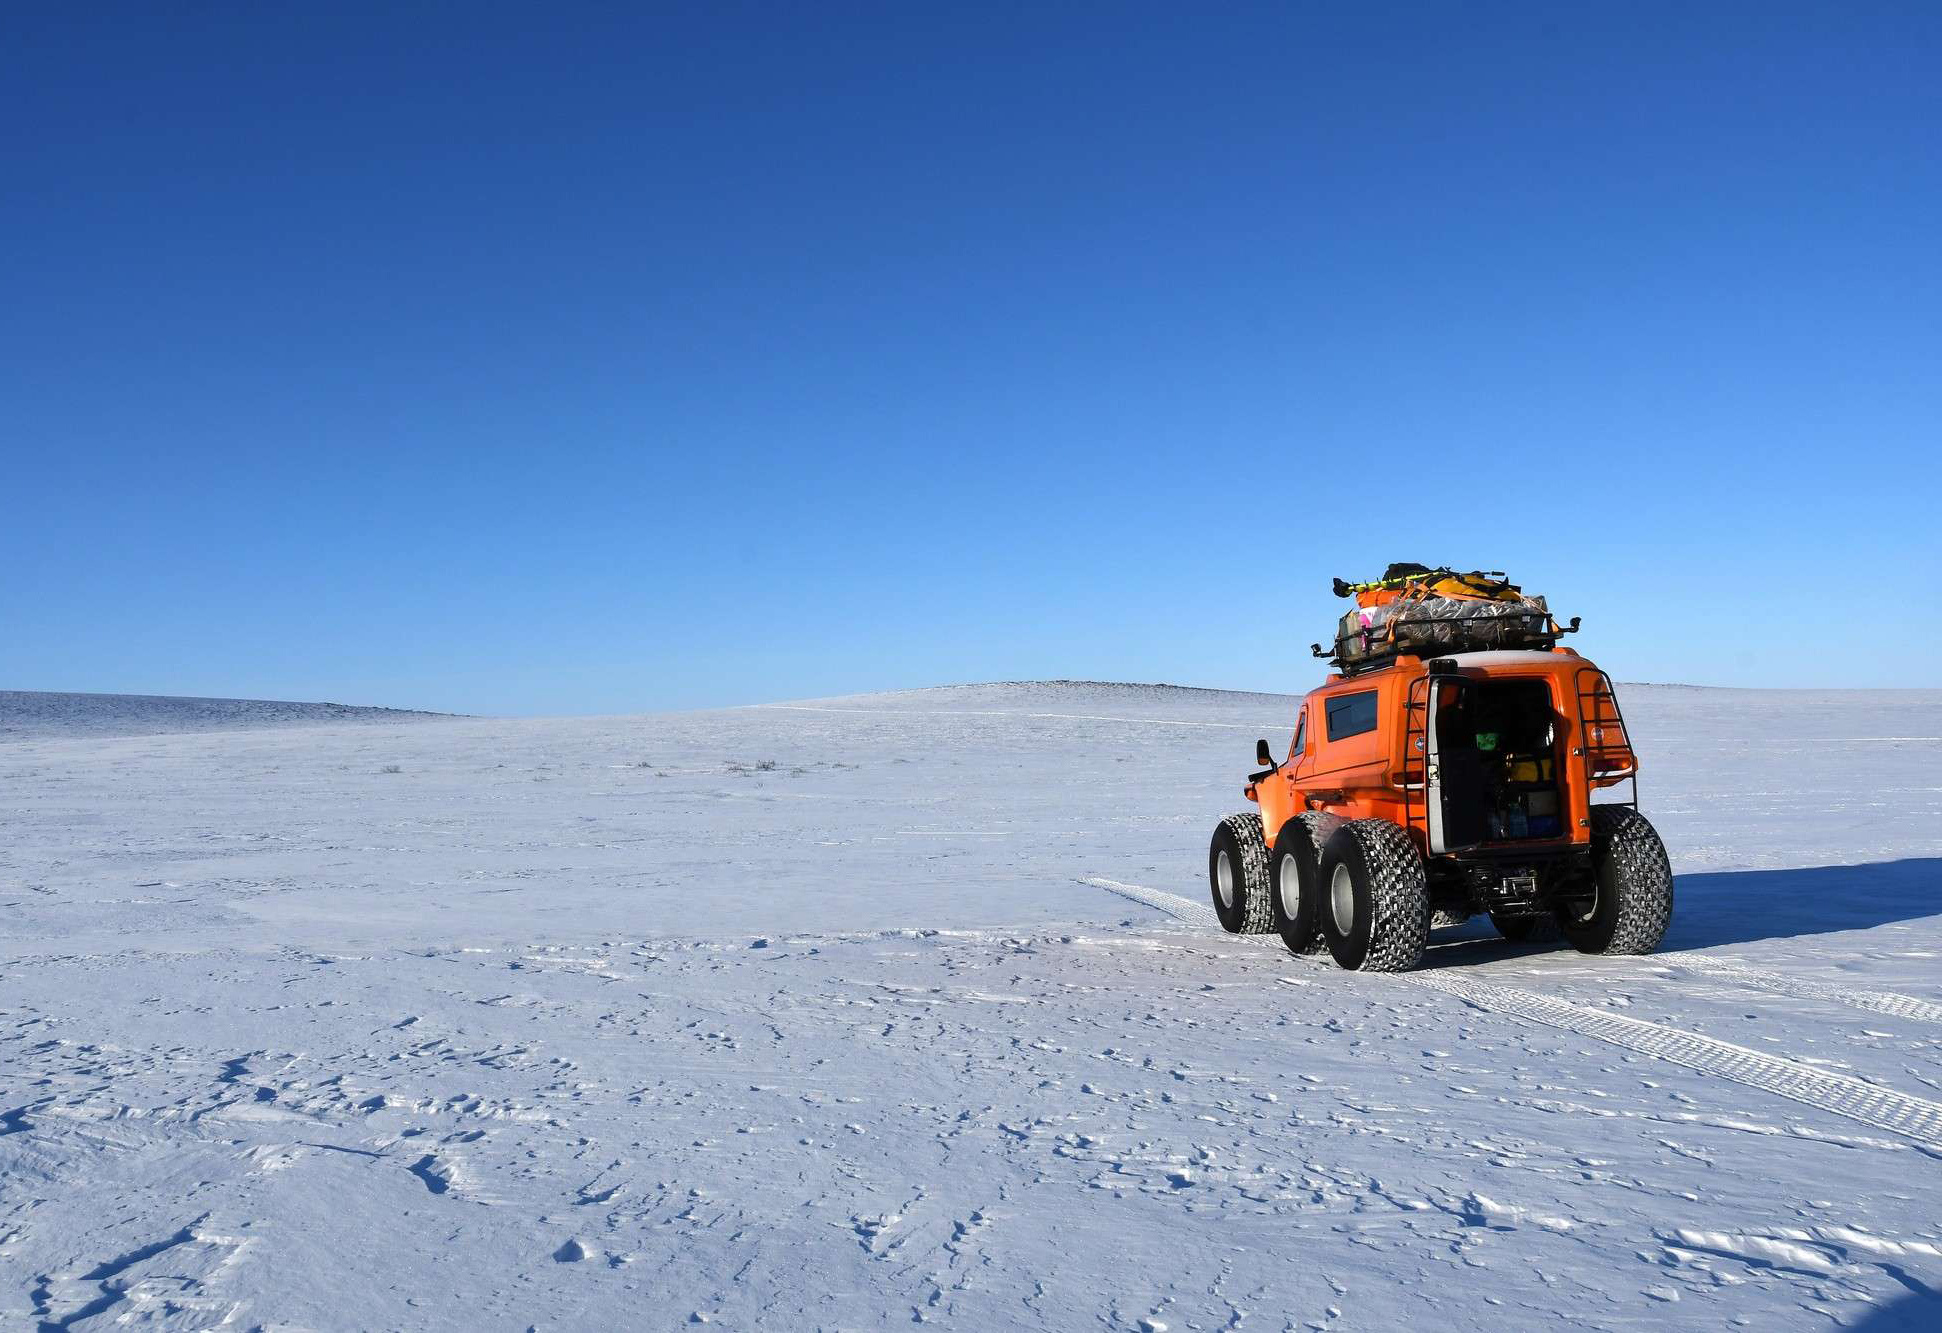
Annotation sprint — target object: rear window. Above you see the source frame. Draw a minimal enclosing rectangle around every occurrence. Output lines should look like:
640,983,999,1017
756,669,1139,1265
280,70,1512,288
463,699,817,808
1325,690,1379,741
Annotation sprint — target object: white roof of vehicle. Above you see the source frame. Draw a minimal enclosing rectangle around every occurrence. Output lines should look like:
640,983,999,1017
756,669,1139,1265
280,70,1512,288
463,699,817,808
1442,650,1584,668
1319,649,1596,691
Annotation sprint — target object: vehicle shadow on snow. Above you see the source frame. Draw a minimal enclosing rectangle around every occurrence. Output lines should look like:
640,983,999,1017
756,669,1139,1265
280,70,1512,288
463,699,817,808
1660,858,1942,952
1417,858,1942,967
1845,1289,1942,1331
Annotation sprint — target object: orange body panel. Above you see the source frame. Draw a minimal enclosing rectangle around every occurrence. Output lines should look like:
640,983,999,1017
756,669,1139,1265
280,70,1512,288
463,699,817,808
1247,648,1635,859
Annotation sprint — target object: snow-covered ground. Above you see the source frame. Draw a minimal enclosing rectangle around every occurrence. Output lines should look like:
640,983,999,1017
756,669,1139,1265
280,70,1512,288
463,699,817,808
2,681,1939,1331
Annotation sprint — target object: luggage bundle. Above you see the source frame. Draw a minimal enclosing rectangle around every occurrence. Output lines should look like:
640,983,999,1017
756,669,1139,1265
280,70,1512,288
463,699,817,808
1328,564,1563,672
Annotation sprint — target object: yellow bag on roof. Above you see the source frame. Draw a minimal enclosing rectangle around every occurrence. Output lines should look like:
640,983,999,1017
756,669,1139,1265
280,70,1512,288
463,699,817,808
1422,571,1525,602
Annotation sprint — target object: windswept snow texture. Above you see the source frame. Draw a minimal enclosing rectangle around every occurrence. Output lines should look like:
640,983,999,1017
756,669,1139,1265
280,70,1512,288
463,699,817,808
0,689,451,740
3,681,1940,1331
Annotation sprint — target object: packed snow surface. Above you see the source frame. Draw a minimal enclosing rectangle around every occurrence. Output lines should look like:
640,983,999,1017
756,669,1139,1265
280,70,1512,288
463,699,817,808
2,681,1940,1330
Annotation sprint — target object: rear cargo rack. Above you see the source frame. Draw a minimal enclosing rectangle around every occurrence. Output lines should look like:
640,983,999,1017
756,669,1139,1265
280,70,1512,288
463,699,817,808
1400,664,1629,852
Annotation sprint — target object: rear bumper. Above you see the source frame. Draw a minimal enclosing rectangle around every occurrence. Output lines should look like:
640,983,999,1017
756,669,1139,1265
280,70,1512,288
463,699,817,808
1434,838,1588,864
1428,844,1595,913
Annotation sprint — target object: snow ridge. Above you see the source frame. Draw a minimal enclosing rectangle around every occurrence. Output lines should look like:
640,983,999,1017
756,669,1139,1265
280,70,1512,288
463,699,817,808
0,689,452,740
1080,877,1222,928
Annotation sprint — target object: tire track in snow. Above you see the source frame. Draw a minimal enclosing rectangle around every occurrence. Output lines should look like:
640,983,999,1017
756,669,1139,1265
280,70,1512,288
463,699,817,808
1080,877,1942,1149
1666,957,1942,1027
1405,970,1942,1149
1081,877,1222,929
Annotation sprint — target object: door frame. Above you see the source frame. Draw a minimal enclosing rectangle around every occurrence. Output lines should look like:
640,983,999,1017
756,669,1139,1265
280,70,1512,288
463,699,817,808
1425,675,1473,855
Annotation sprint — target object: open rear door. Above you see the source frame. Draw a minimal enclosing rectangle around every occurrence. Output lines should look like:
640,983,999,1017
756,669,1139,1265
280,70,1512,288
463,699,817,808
1426,677,1489,852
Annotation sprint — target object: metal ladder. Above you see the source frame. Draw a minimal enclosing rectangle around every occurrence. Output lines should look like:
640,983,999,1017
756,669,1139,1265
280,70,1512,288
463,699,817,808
1400,677,1432,840
1574,667,1639,808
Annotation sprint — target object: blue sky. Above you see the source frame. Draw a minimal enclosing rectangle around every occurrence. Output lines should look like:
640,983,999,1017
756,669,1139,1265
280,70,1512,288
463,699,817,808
6,3,1938,714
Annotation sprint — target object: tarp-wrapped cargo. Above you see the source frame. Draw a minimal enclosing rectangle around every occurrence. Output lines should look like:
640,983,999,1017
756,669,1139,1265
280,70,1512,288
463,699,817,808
1334,588,1554,668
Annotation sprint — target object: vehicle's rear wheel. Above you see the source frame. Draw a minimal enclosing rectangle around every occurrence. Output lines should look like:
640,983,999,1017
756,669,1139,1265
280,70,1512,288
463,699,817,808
1208,812,1274,935
1559,807,1674,955
1270,814,1329,955
1490,911,1560,943
1316,820,1429,972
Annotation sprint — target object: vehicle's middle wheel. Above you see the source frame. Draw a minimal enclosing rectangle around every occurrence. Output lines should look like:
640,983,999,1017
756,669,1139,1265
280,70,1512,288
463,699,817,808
1270,814,1329,956
1316,819,1429,972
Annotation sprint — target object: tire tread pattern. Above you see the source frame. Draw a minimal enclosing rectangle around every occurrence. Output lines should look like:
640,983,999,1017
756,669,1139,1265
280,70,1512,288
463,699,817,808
1282,812,1333,954
1589,806,1674,954
1343,819,1430,972
1219,812,1276,935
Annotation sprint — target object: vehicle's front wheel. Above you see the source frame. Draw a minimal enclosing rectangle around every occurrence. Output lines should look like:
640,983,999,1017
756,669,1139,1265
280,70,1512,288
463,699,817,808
1270,814,1330,955
1559,806,1674,955
1209,812,1275,935
1316,820,1429,972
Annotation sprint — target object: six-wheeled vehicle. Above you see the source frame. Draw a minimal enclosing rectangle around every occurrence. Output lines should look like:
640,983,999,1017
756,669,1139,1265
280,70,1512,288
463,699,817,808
1209,643,1672,972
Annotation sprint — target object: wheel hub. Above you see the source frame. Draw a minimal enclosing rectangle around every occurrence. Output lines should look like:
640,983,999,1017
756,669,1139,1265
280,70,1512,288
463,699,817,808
1330,863,1356,936
1216,849,1235,908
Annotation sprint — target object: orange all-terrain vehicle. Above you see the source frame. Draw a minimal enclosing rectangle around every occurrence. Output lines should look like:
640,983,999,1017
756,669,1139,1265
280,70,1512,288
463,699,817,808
1208,569,1672,972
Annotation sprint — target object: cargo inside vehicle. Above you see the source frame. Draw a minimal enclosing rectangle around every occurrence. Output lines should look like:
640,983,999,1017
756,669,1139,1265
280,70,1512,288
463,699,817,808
1434,678,1563,845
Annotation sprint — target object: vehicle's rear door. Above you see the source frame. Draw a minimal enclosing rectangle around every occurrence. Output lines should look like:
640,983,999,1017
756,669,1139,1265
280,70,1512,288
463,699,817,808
1426,677,1489,852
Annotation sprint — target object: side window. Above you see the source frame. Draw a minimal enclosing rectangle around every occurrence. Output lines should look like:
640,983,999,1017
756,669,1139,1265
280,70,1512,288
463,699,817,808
1325,690,1379,741
1290,709,1307,757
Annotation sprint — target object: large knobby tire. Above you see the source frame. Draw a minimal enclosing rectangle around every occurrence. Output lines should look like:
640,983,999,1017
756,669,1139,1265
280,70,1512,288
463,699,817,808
1316,820,1429,972
1560,806,1674,955
1270,814,1330,956
1490,911,1561,944
1208,812,1275,935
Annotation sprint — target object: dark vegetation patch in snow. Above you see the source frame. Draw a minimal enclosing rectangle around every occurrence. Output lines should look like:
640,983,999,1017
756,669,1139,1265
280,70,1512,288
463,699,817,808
0,690,456,741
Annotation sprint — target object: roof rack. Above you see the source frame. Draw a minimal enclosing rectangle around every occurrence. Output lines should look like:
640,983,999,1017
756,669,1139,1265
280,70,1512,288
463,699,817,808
1309,614,1581,678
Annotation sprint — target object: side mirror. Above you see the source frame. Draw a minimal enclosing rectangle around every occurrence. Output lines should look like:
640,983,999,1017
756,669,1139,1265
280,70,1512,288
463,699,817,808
1256,738,1275,767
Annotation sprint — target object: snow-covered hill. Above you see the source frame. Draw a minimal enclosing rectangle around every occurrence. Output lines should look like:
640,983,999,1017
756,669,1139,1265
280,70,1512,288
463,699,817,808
0,688,451,740
1,681,1939,1330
